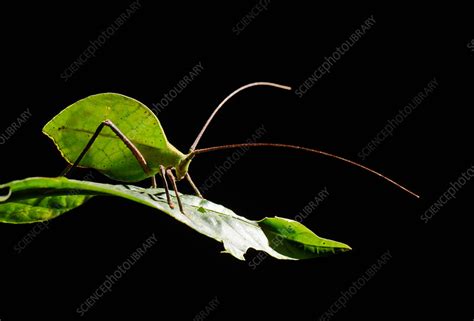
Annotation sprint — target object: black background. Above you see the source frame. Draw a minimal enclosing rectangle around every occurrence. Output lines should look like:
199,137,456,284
0,2,472,320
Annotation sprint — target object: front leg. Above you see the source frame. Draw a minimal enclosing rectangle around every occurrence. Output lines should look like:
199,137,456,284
185,173,203,198
159,165,174,209
166,168,185,214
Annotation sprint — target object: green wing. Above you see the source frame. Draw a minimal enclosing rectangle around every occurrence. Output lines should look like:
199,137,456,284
43,93,183,182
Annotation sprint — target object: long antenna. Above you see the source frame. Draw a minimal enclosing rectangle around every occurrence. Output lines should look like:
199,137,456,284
189,82,291,152
191,143,420,198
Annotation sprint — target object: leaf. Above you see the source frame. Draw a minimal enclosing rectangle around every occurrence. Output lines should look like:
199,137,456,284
42,93,185,182
0,177,351,260
259,218,352,259
0,187,11,202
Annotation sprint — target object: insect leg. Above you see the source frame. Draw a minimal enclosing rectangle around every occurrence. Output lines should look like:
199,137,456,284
166,168,185,214
159,165,174,209
151,175,157,188
185,173,203,198
61,119,152,177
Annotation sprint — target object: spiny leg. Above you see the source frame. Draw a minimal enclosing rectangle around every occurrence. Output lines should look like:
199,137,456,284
185,173,203,198
159,165,174,209
166,168,184,213
61,119,152,177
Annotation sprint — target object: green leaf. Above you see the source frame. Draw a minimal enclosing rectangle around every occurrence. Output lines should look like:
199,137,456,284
0,187,11,202
259,217,351,259
0,177,351,260
42,93,185,182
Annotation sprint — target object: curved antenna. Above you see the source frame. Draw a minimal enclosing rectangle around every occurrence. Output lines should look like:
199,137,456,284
190,143,420,199
189,82,291,152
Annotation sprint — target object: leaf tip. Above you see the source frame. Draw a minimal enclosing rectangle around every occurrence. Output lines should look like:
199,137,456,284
324,238,352,253
340,243,352,252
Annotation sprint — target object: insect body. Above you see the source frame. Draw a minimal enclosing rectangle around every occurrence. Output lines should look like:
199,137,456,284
43,82,418,213
43,92,197,211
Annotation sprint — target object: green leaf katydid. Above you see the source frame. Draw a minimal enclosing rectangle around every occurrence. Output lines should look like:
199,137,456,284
43,82,419,213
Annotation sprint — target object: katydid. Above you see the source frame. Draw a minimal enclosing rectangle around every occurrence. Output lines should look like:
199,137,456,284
43,82,419,213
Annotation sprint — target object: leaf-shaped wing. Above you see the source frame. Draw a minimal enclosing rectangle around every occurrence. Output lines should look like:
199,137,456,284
43,93,182,182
